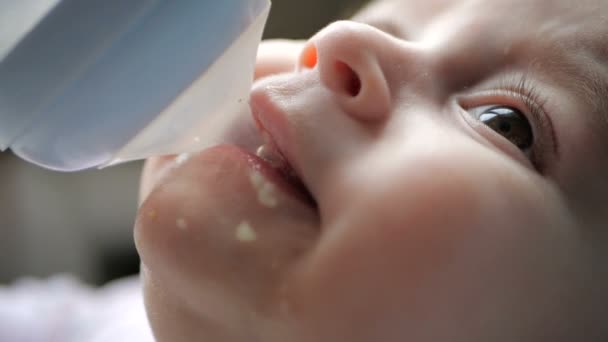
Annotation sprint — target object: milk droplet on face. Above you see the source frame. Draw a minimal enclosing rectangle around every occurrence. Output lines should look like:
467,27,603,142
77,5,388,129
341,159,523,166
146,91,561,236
235,221,257,242
255,144,282,168
176,218,188,230
249,170,278,208
250,169,265,189
258,182,278,208
147,209,157,220
175,153,190,166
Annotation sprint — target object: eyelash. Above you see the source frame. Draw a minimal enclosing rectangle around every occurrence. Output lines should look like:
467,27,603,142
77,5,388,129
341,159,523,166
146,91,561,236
461,75,556,172
492,76,548,136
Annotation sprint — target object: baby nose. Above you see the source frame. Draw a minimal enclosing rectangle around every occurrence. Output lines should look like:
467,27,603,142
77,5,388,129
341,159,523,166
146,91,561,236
299,21,394,123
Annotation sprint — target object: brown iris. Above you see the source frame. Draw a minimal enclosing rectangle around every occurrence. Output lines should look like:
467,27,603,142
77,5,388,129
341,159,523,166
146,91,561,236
479,106,533,150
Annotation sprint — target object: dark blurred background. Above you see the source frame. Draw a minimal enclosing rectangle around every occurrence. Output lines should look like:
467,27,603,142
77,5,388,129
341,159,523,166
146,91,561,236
0,0,368,286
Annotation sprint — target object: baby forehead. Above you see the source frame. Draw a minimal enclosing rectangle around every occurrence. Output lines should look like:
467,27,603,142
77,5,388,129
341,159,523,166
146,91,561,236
376,0,606,29
365,0,608,56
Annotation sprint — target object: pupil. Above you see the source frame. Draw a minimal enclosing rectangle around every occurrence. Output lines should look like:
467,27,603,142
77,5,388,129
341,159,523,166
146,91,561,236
479,106,532,150
498,121,511,133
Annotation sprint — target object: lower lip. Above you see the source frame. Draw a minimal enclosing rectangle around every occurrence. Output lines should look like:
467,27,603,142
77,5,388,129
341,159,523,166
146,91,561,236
215,144,315,207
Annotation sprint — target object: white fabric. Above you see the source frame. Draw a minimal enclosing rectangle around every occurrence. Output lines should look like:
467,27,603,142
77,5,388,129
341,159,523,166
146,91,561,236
0,275,153,342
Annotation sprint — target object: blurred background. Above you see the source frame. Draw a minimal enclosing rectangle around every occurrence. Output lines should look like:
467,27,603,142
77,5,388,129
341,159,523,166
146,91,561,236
0,0,368,286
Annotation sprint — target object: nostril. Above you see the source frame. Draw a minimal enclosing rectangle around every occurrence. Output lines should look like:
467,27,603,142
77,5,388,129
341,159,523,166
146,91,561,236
335,61,361,97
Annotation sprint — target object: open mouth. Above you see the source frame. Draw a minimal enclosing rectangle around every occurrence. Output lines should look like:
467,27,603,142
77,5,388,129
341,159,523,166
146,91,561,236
253,122,318,209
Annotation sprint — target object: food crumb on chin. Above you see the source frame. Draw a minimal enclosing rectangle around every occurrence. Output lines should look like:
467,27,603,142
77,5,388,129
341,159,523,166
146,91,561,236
249,170,279,208
176,218,188,230
235,221,257,243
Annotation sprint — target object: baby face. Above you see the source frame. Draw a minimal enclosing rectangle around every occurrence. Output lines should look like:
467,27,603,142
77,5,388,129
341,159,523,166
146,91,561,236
135,0,608,341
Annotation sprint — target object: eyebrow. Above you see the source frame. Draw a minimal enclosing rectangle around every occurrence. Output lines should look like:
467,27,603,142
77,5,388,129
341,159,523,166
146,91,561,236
544,49,608,137
571,61,608,132
579,62,608,162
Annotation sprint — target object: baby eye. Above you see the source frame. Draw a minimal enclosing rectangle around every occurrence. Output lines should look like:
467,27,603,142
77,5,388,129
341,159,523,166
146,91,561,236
468,105,533,151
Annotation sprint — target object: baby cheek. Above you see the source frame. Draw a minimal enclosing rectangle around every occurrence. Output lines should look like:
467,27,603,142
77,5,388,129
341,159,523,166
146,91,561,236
322,143,574,273
292,153,582,340
285,166,488,336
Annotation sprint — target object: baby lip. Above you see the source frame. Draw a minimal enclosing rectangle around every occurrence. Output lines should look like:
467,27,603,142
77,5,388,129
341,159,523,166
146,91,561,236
258,130,317,207
251,109,317,208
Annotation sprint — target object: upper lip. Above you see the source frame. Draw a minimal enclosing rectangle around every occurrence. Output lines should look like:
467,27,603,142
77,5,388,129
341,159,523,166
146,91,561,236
249,89,316,205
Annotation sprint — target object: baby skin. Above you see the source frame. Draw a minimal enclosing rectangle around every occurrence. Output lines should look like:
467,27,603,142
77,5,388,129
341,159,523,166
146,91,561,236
134,0,608,341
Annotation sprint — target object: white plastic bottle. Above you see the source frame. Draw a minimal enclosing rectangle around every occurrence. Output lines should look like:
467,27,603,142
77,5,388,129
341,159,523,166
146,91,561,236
0,0,271,171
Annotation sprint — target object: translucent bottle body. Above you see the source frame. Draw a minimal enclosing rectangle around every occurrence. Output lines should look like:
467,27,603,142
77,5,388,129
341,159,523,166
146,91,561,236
0,0,270,171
